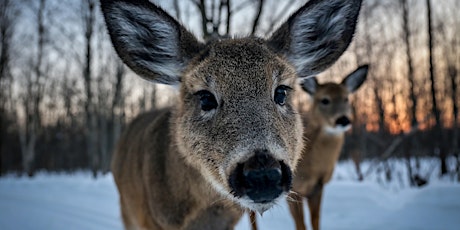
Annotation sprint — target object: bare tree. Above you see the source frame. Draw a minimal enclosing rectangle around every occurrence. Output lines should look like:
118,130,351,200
402,0,417,130
0,0,18,175
426,0,447,175
81,0,98,177
0,0,15,88
93,16,128,173
250,0,264,35
193,0,232,39
186,0,273,39
104,58,126,173
401,0,419,186
448,62,459,180
439,1,460,180
348,0,382,180
18,0,47,177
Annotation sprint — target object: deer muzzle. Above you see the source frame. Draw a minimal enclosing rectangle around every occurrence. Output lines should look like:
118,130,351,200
228,149,292,204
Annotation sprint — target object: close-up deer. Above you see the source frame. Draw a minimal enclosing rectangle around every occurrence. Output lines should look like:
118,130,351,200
290,65,368,230
100,0,362,229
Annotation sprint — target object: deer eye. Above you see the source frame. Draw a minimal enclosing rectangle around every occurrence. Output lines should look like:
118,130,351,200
274,85,290,106
320,98,330,105
195,90,218,111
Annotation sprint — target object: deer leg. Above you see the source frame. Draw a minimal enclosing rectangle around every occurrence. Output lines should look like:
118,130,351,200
307,185,324,230
249,211,258,230
288,193,307,230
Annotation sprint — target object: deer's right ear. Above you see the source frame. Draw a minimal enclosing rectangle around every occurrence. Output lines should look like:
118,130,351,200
268,0,362,78
100,0,203,86
300,77,318,95
342,65,368,93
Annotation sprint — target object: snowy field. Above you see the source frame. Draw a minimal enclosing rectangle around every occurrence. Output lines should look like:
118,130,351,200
1,159,459,230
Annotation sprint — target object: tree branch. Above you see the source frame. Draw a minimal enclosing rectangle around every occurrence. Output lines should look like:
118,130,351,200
250,0,264,36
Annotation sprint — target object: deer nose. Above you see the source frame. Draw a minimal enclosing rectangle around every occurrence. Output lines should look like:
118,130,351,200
228,150,292,203
335,116,351,127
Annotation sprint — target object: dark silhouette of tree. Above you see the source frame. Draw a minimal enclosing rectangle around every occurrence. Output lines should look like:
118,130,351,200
0,0,18,175
81,0,98,178
426,0,446,176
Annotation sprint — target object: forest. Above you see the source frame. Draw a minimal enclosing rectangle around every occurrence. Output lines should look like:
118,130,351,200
0,0,459,186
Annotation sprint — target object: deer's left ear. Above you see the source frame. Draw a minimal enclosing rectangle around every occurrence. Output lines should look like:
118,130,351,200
268,0,363,78
341,65,369,93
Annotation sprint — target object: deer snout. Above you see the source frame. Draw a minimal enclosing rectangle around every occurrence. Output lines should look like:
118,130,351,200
335,116,351,127
228,150,292,204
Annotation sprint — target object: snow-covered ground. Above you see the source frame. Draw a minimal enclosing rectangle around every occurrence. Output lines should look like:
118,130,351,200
1,159,459,230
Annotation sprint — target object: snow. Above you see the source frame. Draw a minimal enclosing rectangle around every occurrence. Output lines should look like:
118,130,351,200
1,160,459,230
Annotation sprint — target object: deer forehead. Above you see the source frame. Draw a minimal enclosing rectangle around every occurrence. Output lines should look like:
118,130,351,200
314,83,349,100
183,39,297,95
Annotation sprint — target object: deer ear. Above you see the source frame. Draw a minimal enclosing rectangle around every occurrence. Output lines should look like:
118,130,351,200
100,0,203,86
300,77,318,95
268,0,362,78
342,65,368,93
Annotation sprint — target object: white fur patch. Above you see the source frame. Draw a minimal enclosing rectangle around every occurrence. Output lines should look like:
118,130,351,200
235,192,286,214
324,124,351,135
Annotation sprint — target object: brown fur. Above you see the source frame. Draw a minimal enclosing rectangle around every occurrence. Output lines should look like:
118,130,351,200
101,0,363,229
112,110,243,229
289,66,368,230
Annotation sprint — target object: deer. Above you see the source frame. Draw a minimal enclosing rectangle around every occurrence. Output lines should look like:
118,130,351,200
249,65,368,230
290,65,368,230
100,0,363,229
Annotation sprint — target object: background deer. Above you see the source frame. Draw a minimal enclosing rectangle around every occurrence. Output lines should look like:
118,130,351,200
100,0,362,229
289,65,369,230
249,66,368,230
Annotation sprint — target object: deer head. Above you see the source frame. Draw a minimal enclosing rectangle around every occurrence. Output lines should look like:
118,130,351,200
101,0,362,213
301,65,368,135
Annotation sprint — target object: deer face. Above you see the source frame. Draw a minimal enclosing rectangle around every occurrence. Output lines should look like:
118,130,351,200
301,66,368,135
175,39,302,212
312,83,355,134
101,0,362,213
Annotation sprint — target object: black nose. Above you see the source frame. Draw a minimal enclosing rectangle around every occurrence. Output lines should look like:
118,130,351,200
335,116,351,127
228,150,292,203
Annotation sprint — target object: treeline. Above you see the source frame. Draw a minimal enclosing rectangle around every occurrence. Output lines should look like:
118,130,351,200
0,0,459,181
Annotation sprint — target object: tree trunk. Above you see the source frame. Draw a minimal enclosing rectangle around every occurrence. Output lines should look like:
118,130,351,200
426,0,447,175
197,0,209,39
18,0,46,177
402,0,417,128
426,0,447,176
449,65,459,181
225,0,231,35
447,66,459,180
83,0,98,177
250,0,264,35
402,0,420,169
0,0,15,175
350,101,363,181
